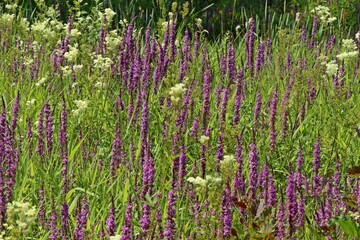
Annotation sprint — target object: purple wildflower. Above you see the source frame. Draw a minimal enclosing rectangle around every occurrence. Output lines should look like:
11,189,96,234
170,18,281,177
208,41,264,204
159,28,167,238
253,91,262,125
121,200,133,240
286,173,297,236
233,69,244,125
227,43,236,81
221,185,232,238
276,202,286,240
106,201,116,236
269,91,278,152
164,189,176,240
249,143,259,199
140,204,151,238
255,41,265,75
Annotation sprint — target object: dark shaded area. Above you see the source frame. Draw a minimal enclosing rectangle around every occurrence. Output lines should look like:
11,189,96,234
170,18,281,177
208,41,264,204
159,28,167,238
12,0,360,39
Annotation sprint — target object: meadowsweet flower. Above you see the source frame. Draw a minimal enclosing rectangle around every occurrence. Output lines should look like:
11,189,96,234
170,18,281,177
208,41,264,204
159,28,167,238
105,8,116,22
336,39,358,60
187,176,208,187
5,4,18,11
93,54,113,69
169,83,186,103
3,201,37,238
110,236,121,240
72,100,89,116
249,143,259,199
1,13,15,24
325,60,338,76
199,135,210,144
337,51,358,60
64,44,78,62
356,32,360,41
106,30,122,50
35,77,47,87
70,29,81,38
26,99,36,106
196,18,202,29
95,81,106,88
61,66,72,76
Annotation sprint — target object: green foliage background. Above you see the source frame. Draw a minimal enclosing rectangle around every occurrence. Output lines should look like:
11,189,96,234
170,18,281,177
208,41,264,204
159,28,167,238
10,0,360,39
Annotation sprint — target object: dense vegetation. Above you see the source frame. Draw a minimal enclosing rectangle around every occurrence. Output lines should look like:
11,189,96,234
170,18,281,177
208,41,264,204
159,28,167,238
0,0,359,239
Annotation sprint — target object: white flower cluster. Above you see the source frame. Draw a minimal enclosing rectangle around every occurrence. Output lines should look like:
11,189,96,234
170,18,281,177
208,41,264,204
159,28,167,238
93,54,113,70
72,100,89,116
311,5,336,23
64,44,79,62
31,19,55,39
0,13,15,24
95,81,106,89
325,60,338,76
169,83,186,103
105,30,122,51
26,99,36,107
220,154,236,167
0,201,37,239
356,32,360,41
199,135,210,144
70,29,82,38
337,39,358,61
99,8,116,25
35,77,47,87
187,176,208,187
187,175,222,189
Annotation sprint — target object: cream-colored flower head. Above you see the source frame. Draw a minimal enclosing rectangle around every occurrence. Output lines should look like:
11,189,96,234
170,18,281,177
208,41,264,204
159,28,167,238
169,83,186,103
72,100,89,116
104,8,116,23
199,135,210,144
325,60,338,76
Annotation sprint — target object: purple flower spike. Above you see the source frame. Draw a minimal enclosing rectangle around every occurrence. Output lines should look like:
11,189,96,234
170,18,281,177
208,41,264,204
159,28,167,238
106,201,116,237
249,143,259,199
140,204,151,238
269,91,278,152
121,200,133,240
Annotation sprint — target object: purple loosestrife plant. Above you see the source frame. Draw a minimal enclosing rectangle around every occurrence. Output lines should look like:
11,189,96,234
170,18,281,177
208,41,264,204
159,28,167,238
216,132,224,172
233,69,244,125
106,201,116,237
269,91,278,152
121,200,133,240
0,168,5,230
309,15,318,48
286,172,297,236
221,185,232,238
48,200,59,240
164,189,177,240
249,143,259,199
202,68,211,130
38,186,46,226
276,201,286,240
61,202,69,240
227,43,236,82
74,196,89,240
255,41,265,75
253,91,262,126
312,137,321,196
110,128,122,180
36,104,45,158
140,204,151,238
45,102,54,153
60,100,69,195
233,134,245,197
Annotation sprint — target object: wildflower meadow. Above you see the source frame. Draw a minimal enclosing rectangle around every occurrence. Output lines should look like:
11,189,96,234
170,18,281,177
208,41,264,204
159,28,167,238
0,0,359,239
